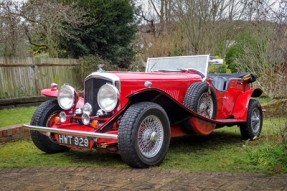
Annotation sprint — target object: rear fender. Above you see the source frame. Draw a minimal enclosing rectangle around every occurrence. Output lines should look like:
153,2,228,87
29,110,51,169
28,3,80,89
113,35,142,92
232,88,263,120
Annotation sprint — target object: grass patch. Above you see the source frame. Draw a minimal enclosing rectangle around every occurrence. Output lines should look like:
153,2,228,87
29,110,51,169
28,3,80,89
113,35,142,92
0,116,286,174
0,106,36,128
0,139,126,168
0,104,286,173
258,97,273,104
244,144,287,174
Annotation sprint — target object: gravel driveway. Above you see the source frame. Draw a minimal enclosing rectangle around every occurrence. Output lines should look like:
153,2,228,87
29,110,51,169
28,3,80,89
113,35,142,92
1,167,287,191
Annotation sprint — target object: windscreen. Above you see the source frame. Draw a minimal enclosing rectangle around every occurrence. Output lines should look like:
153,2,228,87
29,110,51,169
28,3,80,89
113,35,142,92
146,55,209,76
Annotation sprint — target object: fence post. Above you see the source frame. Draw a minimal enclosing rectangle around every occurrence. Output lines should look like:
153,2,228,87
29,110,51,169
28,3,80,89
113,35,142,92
32,58,40,95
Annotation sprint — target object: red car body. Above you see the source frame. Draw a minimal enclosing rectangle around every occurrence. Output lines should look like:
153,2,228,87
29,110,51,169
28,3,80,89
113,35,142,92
25,55,263,168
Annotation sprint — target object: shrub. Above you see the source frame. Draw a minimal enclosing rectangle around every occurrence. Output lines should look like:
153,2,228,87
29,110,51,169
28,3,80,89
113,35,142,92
281,125,287,148
263,99,287,118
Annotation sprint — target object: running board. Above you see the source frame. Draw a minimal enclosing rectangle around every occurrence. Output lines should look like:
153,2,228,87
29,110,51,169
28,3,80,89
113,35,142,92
23,124,118,140
215,119,246,124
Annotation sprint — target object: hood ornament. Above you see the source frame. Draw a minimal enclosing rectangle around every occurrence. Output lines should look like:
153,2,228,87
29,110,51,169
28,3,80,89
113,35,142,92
97,64,105,72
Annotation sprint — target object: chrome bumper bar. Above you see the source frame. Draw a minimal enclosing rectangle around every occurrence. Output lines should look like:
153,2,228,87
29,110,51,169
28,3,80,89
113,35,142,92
23,124,118,140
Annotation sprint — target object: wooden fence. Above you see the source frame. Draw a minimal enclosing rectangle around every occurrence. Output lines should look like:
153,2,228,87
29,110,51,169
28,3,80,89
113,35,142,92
0,57,81,99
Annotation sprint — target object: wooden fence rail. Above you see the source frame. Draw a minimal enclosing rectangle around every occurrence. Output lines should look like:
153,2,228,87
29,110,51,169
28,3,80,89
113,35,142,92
0,57,81,99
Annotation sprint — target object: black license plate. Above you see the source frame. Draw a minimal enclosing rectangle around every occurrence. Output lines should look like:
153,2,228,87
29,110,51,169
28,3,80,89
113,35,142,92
58,134,90,148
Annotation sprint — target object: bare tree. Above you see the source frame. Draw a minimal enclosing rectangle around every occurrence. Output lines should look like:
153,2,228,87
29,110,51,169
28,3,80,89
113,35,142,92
235,0,287,98
172,0,232,54
136,0,252,56
0,0,27,56
136,0,175,37
140,0,284,56
20,0,91,57
235,26,286,98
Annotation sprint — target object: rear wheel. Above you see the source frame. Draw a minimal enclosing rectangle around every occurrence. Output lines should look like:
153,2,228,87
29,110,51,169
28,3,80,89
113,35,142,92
240,99,263,140
30,99,70,154
118,102,170,168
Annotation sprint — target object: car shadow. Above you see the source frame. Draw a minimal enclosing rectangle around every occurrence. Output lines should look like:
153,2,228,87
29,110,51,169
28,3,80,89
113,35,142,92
169,130,244,151
61,129,243,166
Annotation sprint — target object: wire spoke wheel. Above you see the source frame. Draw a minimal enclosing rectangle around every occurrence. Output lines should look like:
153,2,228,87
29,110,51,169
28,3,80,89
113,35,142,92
240,99,263,140
251,107,261,133
197,92,214,118
138,115,164,158
118,102,170,168
183,82,217,134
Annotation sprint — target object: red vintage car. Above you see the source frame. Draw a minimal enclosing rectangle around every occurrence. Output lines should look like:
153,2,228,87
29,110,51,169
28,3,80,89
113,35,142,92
24,55,263,168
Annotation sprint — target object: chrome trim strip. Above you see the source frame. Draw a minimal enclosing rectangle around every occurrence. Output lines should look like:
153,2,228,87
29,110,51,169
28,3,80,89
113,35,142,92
85,72,120,84
23,124,118,140
84,72,121,91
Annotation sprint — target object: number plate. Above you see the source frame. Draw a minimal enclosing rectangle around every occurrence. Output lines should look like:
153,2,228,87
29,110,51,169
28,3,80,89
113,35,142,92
57,134,90,148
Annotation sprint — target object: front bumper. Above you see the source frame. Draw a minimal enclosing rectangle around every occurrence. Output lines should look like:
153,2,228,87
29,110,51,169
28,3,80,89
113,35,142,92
23,124,118,140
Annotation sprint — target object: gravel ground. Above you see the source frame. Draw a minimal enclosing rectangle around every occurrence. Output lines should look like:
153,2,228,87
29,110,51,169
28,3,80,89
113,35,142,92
1,167,287,191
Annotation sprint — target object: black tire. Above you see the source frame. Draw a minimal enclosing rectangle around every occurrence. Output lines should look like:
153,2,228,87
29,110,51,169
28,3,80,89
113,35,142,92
118,102,170,168
183,82,217,119
182,82,217,134
240,99,263,140
30,99,70,154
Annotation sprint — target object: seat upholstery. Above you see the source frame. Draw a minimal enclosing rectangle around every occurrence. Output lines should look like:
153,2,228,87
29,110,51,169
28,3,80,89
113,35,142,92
212,76,227,91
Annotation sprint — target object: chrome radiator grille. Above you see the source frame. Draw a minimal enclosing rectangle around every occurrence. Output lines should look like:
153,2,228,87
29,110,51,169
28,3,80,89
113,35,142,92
84,78,111,115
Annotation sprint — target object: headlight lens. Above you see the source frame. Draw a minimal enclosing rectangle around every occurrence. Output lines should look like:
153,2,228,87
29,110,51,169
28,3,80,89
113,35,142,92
57,84,75,110
97,84,119,112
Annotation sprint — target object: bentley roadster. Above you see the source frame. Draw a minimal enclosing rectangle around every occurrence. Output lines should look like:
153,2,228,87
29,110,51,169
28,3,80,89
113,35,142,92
24,55,263,168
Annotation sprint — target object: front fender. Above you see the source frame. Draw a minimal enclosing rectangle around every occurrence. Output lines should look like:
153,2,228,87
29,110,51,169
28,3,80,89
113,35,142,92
127,88,218,135
127,88,191,125
41,88,58,97
232,88,263,120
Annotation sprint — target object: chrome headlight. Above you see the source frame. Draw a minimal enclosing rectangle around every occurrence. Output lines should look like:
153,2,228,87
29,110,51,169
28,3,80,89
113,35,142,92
97,84,119,112
83,103,92,114
57,84,76,110
82,113,90,125
59,111,67,123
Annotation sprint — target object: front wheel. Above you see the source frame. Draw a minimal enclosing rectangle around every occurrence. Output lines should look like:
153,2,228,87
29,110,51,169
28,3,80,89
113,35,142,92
240,99,263,140
118,102,170,168
30,99,70,154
